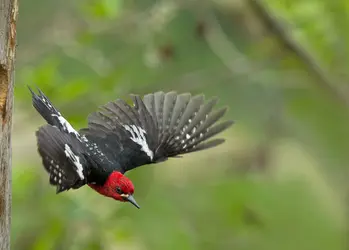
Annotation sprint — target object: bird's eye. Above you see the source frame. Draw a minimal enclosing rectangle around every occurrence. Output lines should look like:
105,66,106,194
116,187,122,194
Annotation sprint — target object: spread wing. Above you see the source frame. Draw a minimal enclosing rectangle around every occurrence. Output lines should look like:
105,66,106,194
80,91,233,174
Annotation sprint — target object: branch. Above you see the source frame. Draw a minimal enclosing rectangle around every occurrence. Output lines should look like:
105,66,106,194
248,0,349,108
204,14,253,76
0,0,18,249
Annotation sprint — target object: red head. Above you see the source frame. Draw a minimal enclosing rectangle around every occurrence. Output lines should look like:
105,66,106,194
88,171,140,208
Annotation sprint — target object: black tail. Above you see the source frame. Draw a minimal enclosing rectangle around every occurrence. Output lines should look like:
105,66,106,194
139,91,233,158
28,86,62,126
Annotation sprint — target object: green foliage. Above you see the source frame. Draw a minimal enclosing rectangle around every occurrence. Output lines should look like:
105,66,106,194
12,0,349,249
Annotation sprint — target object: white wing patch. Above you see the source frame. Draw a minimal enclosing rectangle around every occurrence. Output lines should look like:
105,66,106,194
52,114,81,139
123,124,154,160
64,144,85,180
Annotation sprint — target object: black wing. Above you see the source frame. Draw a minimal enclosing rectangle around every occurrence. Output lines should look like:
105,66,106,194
80,91,233,174
30,87,112,190
36,125,90,193
29,86,81,140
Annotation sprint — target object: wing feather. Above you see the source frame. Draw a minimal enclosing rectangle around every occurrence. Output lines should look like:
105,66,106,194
36,125,89,193
80,91,233,173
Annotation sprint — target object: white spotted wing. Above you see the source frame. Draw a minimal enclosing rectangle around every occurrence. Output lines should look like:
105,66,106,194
36,125,89,193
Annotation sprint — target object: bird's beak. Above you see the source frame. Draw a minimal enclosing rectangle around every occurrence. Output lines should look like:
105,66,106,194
125,195,140,209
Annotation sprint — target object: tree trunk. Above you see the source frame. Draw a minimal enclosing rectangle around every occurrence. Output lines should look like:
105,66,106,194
0,0,18,249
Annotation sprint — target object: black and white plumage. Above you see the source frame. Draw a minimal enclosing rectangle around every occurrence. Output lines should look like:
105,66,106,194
36,125,88,192
29,87,80,140
30,87,233,193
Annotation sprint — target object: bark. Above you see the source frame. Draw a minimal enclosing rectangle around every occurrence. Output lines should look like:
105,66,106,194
0,0,18,249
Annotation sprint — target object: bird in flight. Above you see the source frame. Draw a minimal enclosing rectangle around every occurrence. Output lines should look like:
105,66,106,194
29,87,233,208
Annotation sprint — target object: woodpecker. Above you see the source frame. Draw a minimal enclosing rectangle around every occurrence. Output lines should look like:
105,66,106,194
29,87,234,209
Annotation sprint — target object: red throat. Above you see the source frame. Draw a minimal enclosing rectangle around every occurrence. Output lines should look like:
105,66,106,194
88,171,134,201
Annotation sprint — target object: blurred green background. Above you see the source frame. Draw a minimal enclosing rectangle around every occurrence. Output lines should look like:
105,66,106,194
11,0,349,249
